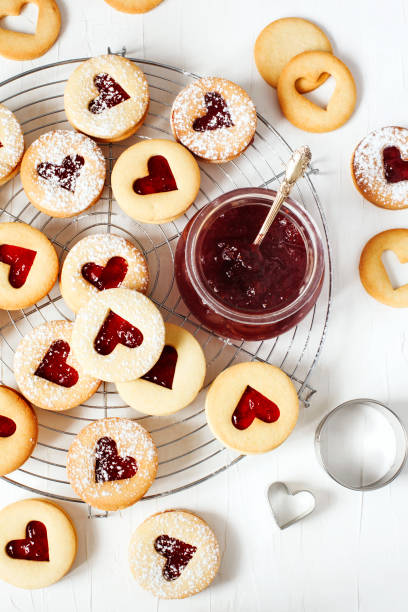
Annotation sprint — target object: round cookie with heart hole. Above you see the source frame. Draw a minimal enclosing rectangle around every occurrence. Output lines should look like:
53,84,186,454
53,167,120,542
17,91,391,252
0,104,24,186
205,362,299,454
129,509,220,599
66,417,158,511
112,139,201,224
0,386,38,476
103,0,163,12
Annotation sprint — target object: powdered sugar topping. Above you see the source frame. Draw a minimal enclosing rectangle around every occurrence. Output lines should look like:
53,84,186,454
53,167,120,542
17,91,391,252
0,104,24,180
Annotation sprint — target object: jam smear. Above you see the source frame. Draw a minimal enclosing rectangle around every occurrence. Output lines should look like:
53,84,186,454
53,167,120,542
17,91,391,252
82,256,128,291
6,521,49,562
94,436,137,483
133,155,178,195
193,91,234,132
94,310,143,356
0,244,37,289
232,385,280,430
34,340,79,388
37,154,85,193
383,146,408,183
141,345,178,389
0,415,16,437
154,535,197,581
88,73,130,114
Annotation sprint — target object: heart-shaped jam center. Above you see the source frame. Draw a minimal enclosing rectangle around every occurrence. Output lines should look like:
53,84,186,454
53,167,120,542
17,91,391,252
154,535,197,581
34,340,79,388
133,155,178,195
82,256,128,291
193,91,234,132
383,146,408,183
6,521,49,562
88,73,130,114
94,310,143,356
232,385,280,430
0,244,37,289
94,436,138,483
0,415,16,437
141,345,178,390
37,154,85,193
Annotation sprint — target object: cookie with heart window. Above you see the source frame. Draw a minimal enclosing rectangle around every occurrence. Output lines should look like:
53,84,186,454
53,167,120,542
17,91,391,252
129,509,220,599
0,104,24,185
205,362,299,454
0,386,37,476
66,416,158,511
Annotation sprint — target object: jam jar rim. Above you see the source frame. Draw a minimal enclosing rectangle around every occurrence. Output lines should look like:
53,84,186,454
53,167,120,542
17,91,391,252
184,187,325,326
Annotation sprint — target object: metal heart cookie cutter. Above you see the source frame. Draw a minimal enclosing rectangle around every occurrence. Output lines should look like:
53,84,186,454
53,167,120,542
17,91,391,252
267,481,316,530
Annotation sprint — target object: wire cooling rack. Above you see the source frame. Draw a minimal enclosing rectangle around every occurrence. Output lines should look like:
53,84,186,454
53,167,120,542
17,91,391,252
0,50,332,509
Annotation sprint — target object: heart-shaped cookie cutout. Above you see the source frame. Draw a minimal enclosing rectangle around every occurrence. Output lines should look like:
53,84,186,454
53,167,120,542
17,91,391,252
267,481,316,529
0,414,16,437
383,146,408,183
88,73,130,114
141,344,178,389
82,256,128,291
94,436,138,483
37,154,85,193
35,339,79,388
381,249,408,290
6,520,49,561
193,91,234,132
232,385,280,430
133,155,178,195
0,244,37,289
154,534,197,581
94,310,143,356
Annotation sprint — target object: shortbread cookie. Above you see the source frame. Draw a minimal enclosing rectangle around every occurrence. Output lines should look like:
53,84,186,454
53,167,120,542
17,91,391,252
116,323,206,415
205,362,299,454
277,51,356,132
71,287,165,382
0,222,58,310
0,498,77,589
171,77,257,163
254,18,332,93
104,0,163,12
112,139,201,224
0,386,37,476
0,104,24,185
129,509,220,599
0,0,61,61
60,233,149,313
20,130,105,218
64,54,149,142
14,320,101,411
351,126,408,210
66,417,158,511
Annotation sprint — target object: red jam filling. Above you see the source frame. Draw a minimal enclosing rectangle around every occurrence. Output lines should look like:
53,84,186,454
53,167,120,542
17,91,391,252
0,415,16,437
6,521,49,562
82,256,128,291
232,385,280,430
94,310,143,356
141,345,178,389
94,436,137,483
88,73,130,114
37,154,85,193
193,91,234,132
199,205,307,313
154,535,197,581
133,155,178,195
383,146,408,183
34,340,79,388
0,244,37,289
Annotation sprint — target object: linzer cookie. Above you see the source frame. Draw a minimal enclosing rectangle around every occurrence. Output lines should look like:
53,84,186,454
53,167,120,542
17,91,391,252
0,104,24,185
64,54,149,142
0,386,37,476
66,417,158,511
171,77,257,163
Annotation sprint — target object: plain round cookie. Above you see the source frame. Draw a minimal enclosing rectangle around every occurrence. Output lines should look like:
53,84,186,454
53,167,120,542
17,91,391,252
254,18,332,93
0,498,77,589
14,320,101,411
66,417,158,511
116,323,206,415
0,386,37,476
171,77,257,163
112,139,201,224
64,54,149,142
129,510,220,599
0,104,24,185
0,222,58,310
277,51,356,132
71,287,165,382
60,233,149,313
205,362,299,454
20,130,106,218
104,0,163,12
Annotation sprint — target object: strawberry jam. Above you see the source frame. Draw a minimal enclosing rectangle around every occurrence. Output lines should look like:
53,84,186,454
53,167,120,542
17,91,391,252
94,310,143,356
383,146,408,183
0,415,16,437
193,92,234,132
232,386,280,430
6,521,49,562
133,156,178,195
94,436,137,483
154,535,197,581
0,244,37,289
89,73,130,114
34,340,79,388
141,345,178,389
82,256,128,291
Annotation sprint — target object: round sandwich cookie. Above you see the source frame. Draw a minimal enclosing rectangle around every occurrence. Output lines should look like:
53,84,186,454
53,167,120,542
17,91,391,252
71,287,165,383
64,54,149,142
0,104,24,185
116,322,206,415
0,386,37,476
171,77,257,163
0,498,77,589
66,416,158,511
14,320,101,412
205,362,299,454
0,222,58,311
129,509,220,599
111,139,201,224
60,233,149,313
103,0,164,12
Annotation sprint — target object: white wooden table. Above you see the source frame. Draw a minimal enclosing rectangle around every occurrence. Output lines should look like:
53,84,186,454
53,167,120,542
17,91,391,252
1,1,408,610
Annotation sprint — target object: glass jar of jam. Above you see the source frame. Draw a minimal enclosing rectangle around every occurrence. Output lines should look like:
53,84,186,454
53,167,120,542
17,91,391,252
174,188,325,341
